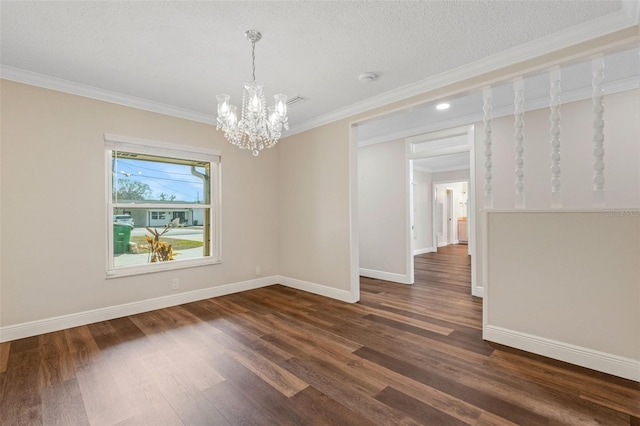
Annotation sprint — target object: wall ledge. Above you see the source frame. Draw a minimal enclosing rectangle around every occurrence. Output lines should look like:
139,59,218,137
484,325,640,382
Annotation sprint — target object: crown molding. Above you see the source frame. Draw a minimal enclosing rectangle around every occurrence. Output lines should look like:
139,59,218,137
0,8,636,135
289,9,638,136
413,163,470,174
356,76,639,148
0,65,215,125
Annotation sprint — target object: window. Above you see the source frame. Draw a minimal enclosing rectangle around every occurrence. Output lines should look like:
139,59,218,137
106,134,221,277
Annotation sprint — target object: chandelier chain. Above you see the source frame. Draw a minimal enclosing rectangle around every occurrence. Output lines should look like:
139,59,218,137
251,42,256,82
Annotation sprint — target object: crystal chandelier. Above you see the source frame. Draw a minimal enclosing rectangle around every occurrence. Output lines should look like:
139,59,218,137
216,30,288,156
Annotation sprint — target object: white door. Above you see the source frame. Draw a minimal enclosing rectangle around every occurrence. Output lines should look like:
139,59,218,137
446,189,454,244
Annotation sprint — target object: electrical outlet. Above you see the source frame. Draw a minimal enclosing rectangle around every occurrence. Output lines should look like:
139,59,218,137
255,266,261,276
171,278,180,290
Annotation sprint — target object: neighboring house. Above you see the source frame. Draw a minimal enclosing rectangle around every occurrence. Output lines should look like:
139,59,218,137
114,200,205,228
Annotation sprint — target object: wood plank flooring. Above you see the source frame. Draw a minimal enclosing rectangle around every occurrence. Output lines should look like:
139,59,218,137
1,244,638,425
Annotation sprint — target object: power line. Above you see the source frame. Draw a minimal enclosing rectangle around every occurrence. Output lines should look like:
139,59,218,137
118,162,202,185
117,159,206,177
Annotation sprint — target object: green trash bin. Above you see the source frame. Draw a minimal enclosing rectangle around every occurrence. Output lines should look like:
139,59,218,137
114,224,132,254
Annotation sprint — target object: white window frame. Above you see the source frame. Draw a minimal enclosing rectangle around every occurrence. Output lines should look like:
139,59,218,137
105,133,222,278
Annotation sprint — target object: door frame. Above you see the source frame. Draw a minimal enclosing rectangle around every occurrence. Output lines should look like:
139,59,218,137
446,188,454,244
406,124,479,296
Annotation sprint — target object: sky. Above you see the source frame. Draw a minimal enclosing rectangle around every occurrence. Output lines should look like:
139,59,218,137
114,158,207,203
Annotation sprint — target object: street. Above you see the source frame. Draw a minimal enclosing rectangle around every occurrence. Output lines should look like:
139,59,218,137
131,226,204,242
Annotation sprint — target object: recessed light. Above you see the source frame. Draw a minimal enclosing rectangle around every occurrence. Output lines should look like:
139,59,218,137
436,103,450,110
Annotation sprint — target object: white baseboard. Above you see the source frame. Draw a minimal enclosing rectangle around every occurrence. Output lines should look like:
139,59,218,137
484,325,640,382
413,247,435,255
0,275,361,343
359,268,412,285
277,275,358,303
472,286,484,298
0,276,278,343
437,241,448,247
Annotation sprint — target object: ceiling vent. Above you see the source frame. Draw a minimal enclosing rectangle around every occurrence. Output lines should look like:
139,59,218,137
286,96,309,107
358,72,378,83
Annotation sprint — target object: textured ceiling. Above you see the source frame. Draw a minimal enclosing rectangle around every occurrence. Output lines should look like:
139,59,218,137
0,1,632,132
357,47,640,144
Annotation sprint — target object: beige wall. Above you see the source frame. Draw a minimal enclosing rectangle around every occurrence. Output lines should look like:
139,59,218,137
431,169,470,184
0,80,279,326
358,139,407,275
486,211,639,378
412,169,432,252
277,119,353,292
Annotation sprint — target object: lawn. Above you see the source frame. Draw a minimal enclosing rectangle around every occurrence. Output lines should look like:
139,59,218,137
130,235,203,252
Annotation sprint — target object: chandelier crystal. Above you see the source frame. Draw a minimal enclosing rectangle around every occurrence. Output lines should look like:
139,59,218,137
216,30,288,156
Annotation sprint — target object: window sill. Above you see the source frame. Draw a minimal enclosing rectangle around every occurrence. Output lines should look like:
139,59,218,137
107,257,221,279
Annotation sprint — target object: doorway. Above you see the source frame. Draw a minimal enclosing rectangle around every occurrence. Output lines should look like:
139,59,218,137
446,189,453,245
407,124,478,296
432,181,469,249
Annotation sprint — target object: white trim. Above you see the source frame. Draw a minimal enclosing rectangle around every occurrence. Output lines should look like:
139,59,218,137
0,66,215,125
106,258,222,279
413,247,435,255
409,145,472,160
467,125,479,297
481,209,490,329
413,164,470,174
0,276,278,343
278,275,358,303
359,268,413,285
484,325,640,382
106,134,222,275
406,125,473,145
438,241,448,248
105,133,221,161
472,286,484,298
289,9,638,136
405,143,415,285
349,125,361,303
112,202,214,210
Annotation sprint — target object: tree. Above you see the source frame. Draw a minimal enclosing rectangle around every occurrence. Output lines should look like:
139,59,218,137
158,192,176,201
115,179,152,200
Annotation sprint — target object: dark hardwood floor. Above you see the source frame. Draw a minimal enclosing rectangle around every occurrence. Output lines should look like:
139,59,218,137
1,244,638,425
